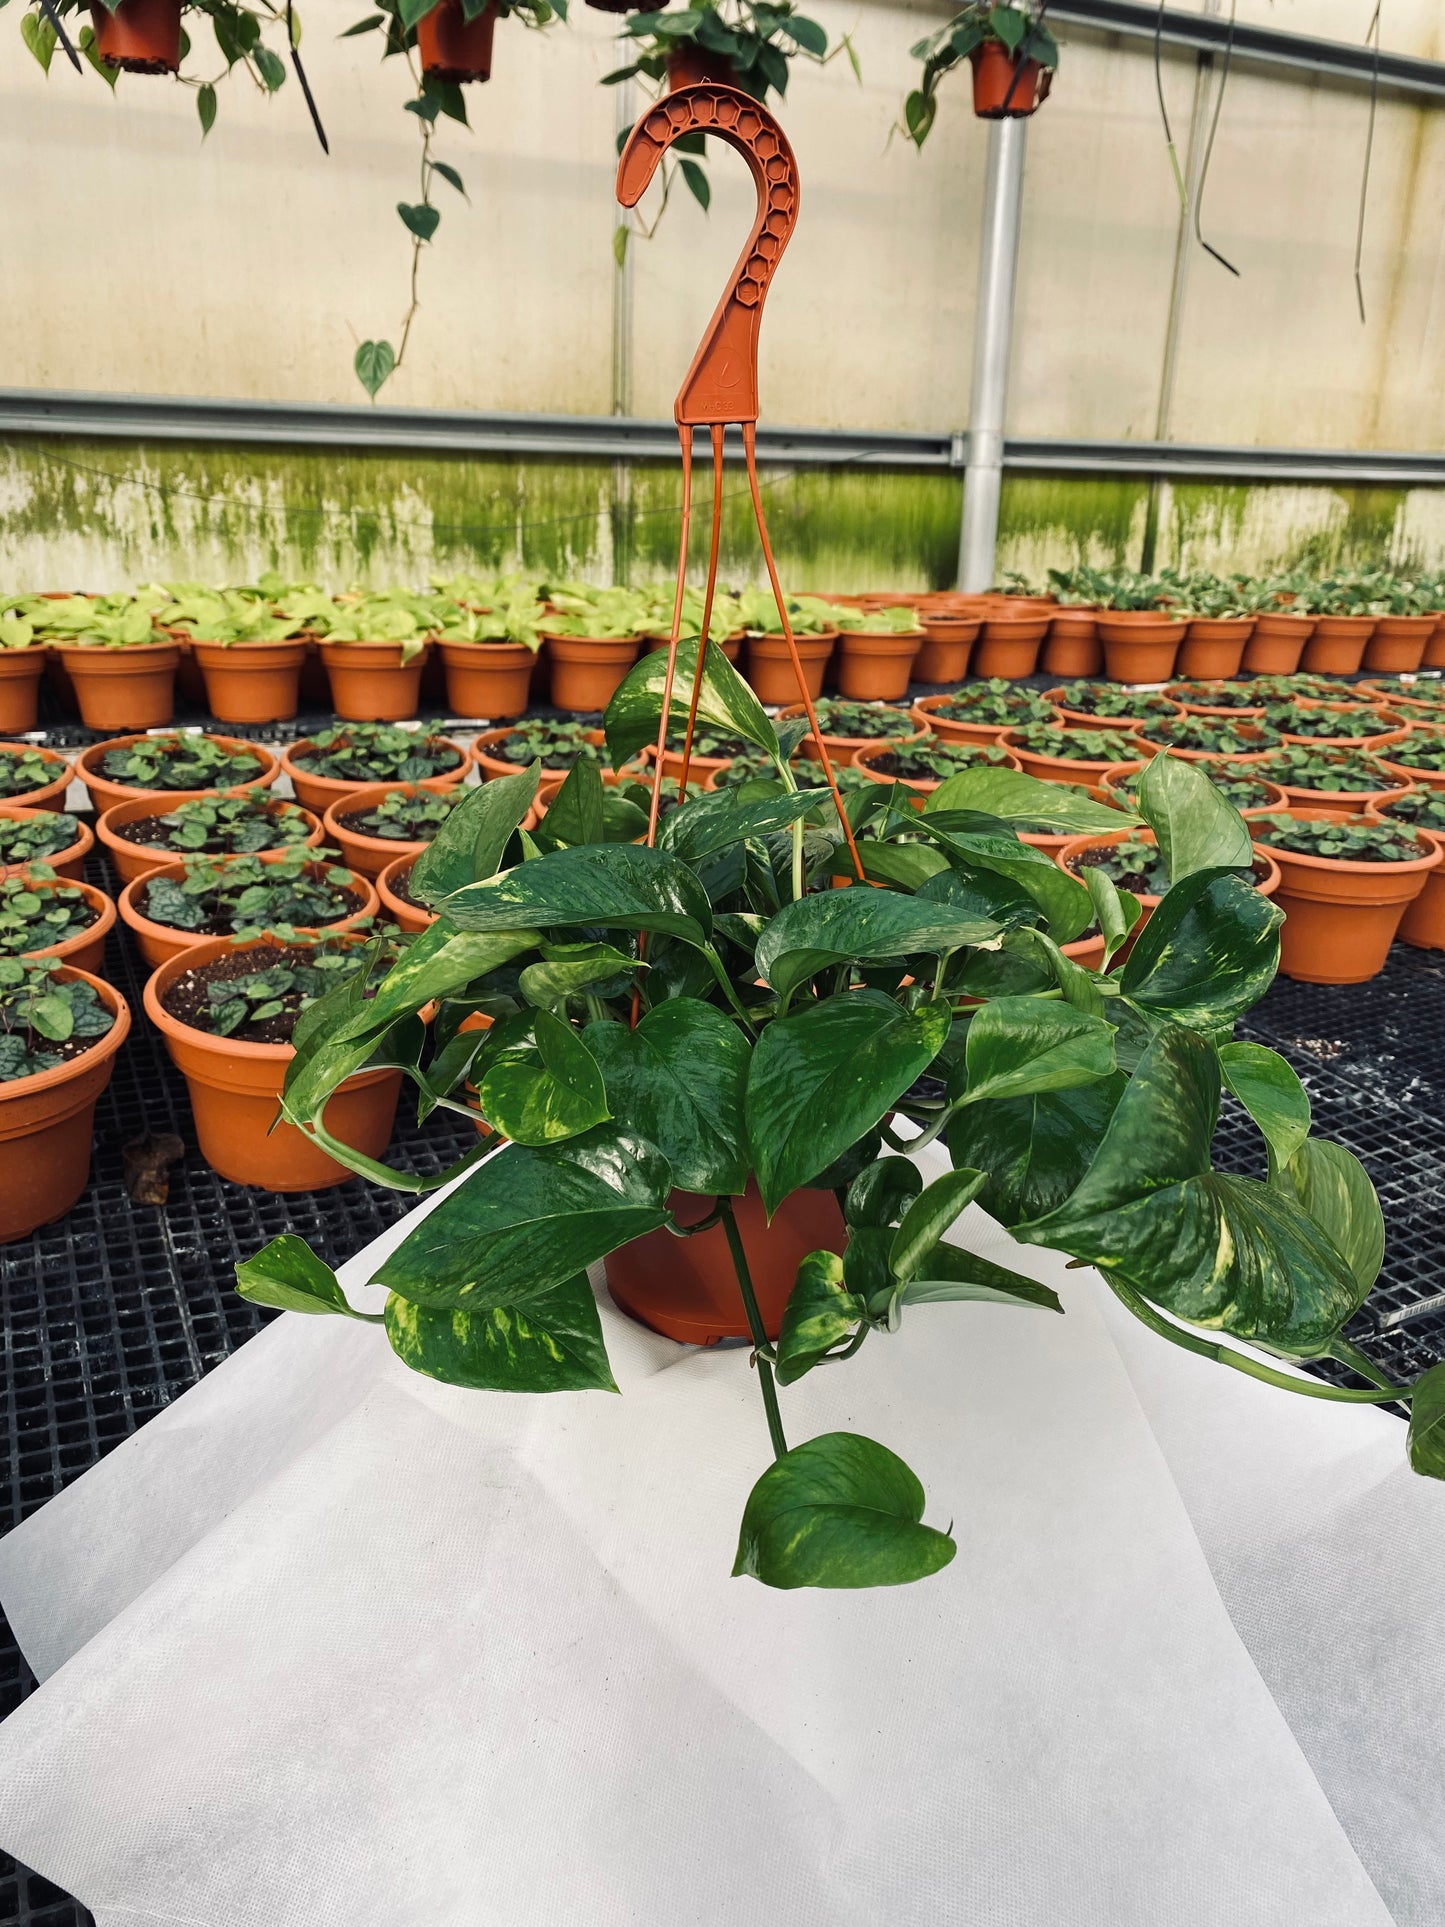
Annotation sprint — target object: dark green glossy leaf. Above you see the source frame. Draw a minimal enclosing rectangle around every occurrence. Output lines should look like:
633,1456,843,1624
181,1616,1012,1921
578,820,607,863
900,1241,1063,1312
518,940,635,1008
1135,752,1252,880
775,1251,865,1385
384,1274,616,1394
1220,1041,1311,1174
410,764,537,901
732,1432,957,1589
474,1008,610,1146
373,1124,671,1310
538,755,605,848
807,1127,884,1192
842,1224,894,1307
659,784,827,862
1016,1027,1363,1352
1120,869,1281,1028
845,1156,922,1228
746,992,950,1212
917,863,1041,929
1275,1137,1384,1299
956,996,1116,1105
235,1235,363,1317
755,890,1000,1000
441,842,713,948
915,820,1093,943
586,998,750,1194
947,1076,1126,1228
854,842,951,892
604,637,778,768
927,764,1136,832
890,1168,986,1279
1083,866,1140,962
1407,1362,1445,1479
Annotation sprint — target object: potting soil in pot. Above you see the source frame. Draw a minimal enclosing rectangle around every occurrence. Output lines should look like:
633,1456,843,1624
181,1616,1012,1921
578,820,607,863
158,942,366,1045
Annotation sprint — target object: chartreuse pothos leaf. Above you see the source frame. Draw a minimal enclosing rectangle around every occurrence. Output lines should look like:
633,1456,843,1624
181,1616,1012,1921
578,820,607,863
585,998,750,1194
1015,1027,1364,1354
384,1274,616,1394
604,636,779,768
889,1168,986,1280
1220,1042,1311,1175
1407,1362,1445,1479
732,1431,957,1589
235,1235,373,1318
518,941,636,1009
746,991,950,1213
373,1124,671,1310
948,1076,1125,1228
954,996,1116,1106
1119,869,1282,1029
1274,1137,1384,1300
1135,752,1253,881
755,890,1000,1001
775,1252,866,1385
440,842,712,948
474,1008,610,1146
900,1242,1063,1313
927,764,1137,833
409,764,538,903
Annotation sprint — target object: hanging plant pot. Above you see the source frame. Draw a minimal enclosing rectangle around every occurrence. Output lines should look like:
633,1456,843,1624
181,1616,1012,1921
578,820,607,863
666,44,740,90
191,640,308,726
90,0,181,74
969,40,1051,118
605,1181,845,1345
0,650,45,734
416,0,498,83
144,934,403,1191
0,966,131,1244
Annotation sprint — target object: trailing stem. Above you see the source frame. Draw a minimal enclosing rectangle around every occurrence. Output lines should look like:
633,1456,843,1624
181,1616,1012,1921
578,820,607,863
719,1197,789,1460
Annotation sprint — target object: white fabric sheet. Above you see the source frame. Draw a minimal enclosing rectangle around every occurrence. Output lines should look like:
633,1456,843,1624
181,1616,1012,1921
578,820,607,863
0,1146,1436,1926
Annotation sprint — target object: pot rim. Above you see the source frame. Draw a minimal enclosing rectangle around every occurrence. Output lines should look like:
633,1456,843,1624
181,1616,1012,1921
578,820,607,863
97,787,321,867
1250,809,1444,876
0,806,95,877
279,732,469,796
143,929,388,1064
0,963,132,1102
119,850,378,949
10,871,116,964
77,731,280,798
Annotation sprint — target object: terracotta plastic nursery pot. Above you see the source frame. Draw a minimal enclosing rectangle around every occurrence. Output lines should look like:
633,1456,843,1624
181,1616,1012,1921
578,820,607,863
972,613,1048,680
96,790,324,886
1375,732,1445,792
377,854,434,933
852,739,1020,806
1302,617,1374,676
1275,705,1408,753
913,613,979,684
970,40,1049,117
278,735,468,816
1044,690,1183,731
1275,775,1412,813
777,703,921,763
0,745,72,811
604,1181,846,1345
0,651,45,732
1101,760,1289,822
744,631,835,706
1055,826,1281,948
145,935,403,1191
76,734,279,813
0,807,94,882
1253,809,1442,984
416,0,497,83
1243,614,1313,675
437,640,537,719
191,640,307,725
909,692,1040,746
1176,618,1254,681
91,0,181,72
49,642,179,731
1097,614,1183,684
1384,822,1445,948
12,872,116,976
322,784,446,878
541,634,640,713
833,630,923,701
1003,732,1131,784
1363,616,1434,674
1357,679,1445,714
1426,620,1445,670
321,641,432,723
0,966,131,1243
1165,683,1265,719
119,854,378,971
1040,609,1102,679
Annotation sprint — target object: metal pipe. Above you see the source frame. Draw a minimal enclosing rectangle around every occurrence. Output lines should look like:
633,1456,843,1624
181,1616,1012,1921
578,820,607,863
958,115,1027,592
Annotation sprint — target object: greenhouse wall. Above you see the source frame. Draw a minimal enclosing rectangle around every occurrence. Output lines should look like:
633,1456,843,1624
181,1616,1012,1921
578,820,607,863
3,0,1444,587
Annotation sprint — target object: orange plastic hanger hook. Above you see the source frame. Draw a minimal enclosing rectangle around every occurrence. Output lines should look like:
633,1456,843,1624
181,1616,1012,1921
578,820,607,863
615,84,863,885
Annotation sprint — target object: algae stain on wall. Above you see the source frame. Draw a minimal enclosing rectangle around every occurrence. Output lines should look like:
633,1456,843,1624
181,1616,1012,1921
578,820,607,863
1158,481,1430,575
995,475,1150,583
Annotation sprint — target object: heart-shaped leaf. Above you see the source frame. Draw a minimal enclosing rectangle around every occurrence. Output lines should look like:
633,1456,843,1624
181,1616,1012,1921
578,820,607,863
926,764,1136,832
1119,868,1281,1029
890,1168,986,1280
519,940,636,1009
955,996,1116,1106
900,1241,1063,1312
746,991,950,1212
775,1251,866,1384
844,1156,922,1228
947,1076,1127,1228
604,637,778,768
1407,1361,1445,1479
410,764,538,902
732,1432,957,1589
474,1008,610,1146
384,1274,616,1394
1134,752,1252,880
1220,1041,1311,1175
755,890,1000,1000
441,842,713,948
235,1234,365,1318
1274,1137,1384,1299
586,998,750,1194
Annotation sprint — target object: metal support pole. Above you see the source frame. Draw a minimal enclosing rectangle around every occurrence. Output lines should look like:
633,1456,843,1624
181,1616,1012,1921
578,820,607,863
958,115,1027,592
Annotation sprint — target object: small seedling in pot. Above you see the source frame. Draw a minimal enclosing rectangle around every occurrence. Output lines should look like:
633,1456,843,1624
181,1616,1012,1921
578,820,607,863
0,956,113,1082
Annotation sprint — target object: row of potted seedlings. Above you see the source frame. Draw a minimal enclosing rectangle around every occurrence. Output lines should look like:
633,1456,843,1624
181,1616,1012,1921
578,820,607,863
6,671,1444,1239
